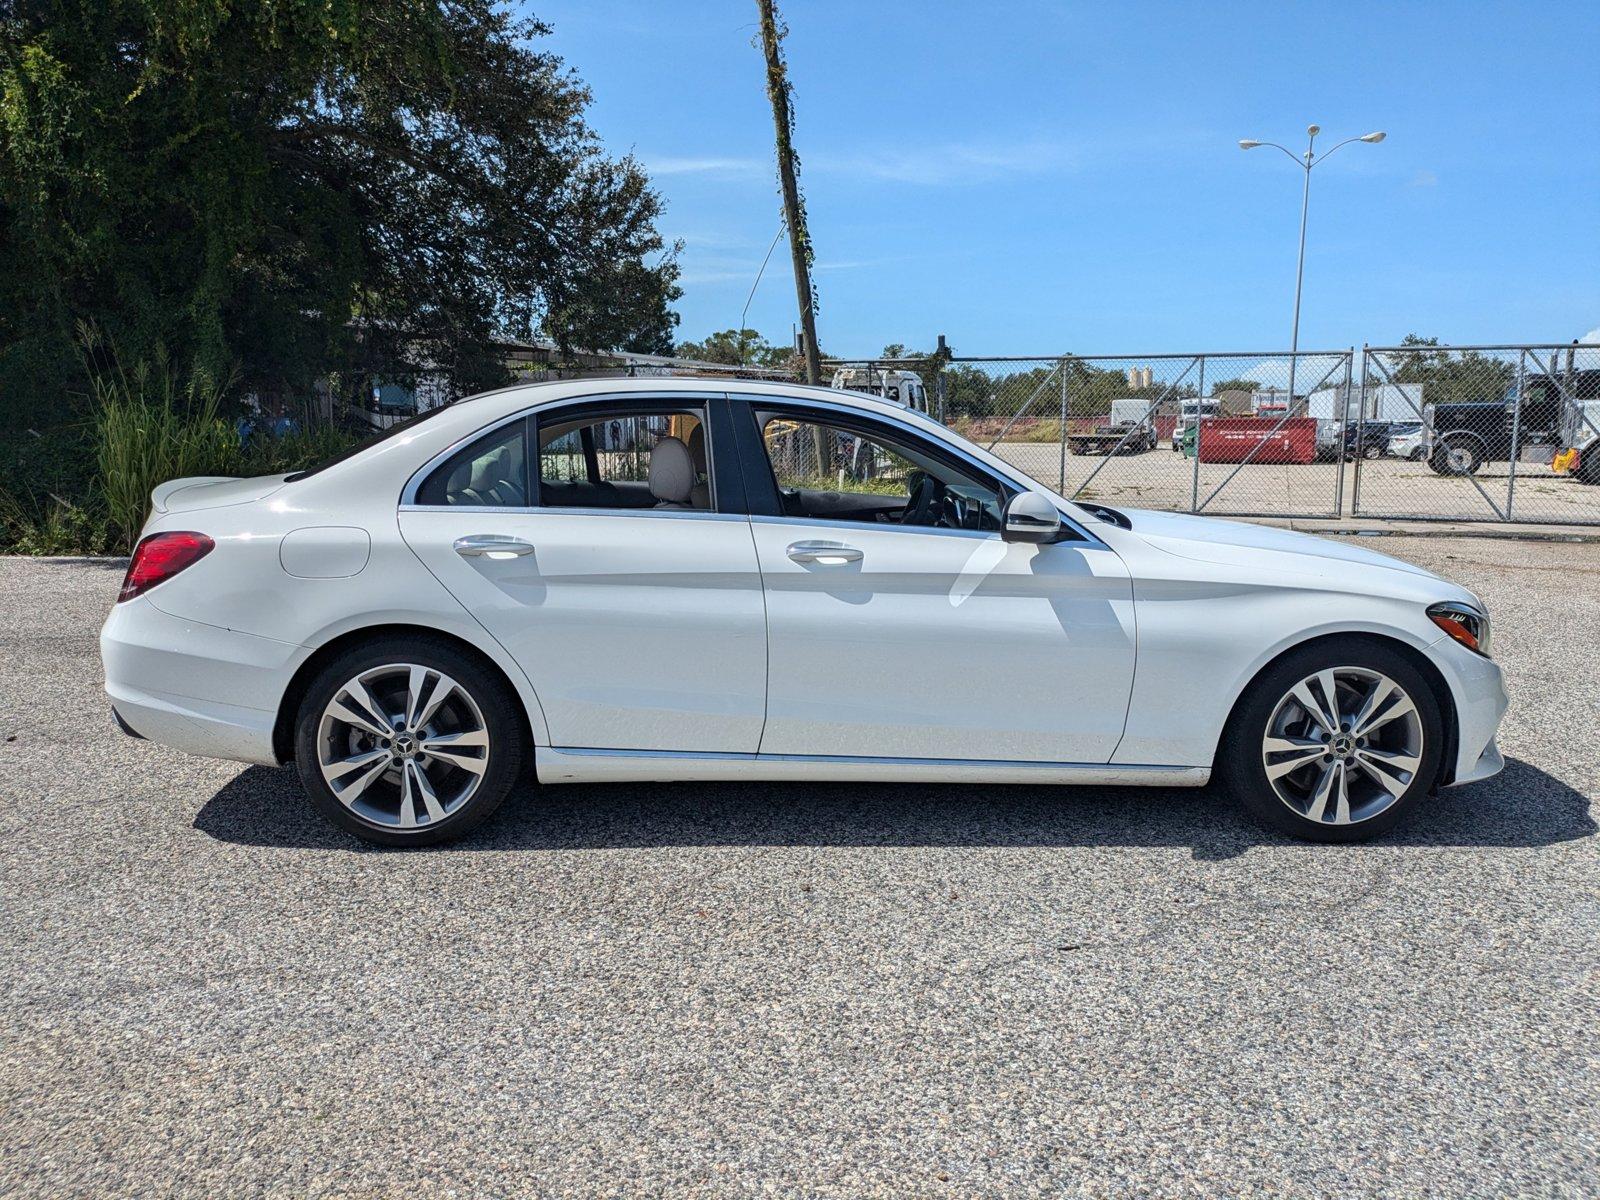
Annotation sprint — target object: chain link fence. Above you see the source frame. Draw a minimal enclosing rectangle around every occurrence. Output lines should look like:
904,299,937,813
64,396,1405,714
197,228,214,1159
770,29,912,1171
821,343,1600,525
1351,343,1600,523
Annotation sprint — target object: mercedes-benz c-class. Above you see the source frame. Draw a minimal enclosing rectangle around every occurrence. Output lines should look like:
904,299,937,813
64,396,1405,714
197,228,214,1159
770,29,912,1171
101,379,1507,845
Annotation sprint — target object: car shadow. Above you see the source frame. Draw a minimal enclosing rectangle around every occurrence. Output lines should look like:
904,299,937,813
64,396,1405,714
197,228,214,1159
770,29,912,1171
193,756,1593,860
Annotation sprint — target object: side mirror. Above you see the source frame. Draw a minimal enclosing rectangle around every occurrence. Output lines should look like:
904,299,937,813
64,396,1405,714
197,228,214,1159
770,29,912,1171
1002,491,1063,544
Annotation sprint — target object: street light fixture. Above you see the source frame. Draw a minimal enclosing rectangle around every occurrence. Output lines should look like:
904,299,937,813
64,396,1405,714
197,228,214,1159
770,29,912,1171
1240,124,1387,412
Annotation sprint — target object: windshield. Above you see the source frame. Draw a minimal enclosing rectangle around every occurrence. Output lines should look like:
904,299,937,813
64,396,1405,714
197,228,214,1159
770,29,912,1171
285,402,461,481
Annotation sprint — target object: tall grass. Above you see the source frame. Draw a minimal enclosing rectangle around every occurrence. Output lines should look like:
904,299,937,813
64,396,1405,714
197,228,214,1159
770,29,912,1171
84,327,241,551
0,329,377,555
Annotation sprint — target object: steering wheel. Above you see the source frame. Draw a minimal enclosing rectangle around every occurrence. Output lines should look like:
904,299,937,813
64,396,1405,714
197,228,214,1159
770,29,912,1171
900,472,943,526
941,491,972,530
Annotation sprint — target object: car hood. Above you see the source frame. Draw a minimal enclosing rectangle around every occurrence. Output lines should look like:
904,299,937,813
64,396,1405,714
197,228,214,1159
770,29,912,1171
152,475,289,514
1111,507,1444,584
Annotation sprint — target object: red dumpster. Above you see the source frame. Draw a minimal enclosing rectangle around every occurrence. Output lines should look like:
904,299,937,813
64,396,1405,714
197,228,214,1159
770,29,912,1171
1199,417,1317,464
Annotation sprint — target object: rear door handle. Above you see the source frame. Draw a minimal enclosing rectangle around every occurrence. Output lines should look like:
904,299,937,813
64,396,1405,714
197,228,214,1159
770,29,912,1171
454,534,535,558
786,540,863,564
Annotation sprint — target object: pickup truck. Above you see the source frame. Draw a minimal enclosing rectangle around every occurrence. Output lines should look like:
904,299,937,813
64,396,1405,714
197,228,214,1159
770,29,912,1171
1427,368,1600,478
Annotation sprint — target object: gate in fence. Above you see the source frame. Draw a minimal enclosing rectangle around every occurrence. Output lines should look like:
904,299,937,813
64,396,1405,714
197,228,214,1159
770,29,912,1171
1351,343,1600,524
821,342,1600,525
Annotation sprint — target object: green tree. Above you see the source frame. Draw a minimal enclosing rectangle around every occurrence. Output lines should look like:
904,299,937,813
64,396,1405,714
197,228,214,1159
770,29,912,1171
1386,334,1513,406
1209,378,1262,395
676,328,791,368
0,1,681,419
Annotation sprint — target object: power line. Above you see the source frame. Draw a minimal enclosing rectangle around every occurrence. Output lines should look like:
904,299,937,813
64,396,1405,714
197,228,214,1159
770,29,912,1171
738,220,787,364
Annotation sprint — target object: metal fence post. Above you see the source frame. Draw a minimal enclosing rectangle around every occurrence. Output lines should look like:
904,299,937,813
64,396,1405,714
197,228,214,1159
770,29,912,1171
1190,354,1204,511
1506,349,1526,521
1057,359,1069,492
1344,350,1360,518
1352,345,1369,516
1334,349,1353,517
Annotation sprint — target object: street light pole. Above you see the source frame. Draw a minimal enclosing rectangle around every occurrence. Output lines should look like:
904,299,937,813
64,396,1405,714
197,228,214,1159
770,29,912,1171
1240,125,1385,411
1287,126,1316,412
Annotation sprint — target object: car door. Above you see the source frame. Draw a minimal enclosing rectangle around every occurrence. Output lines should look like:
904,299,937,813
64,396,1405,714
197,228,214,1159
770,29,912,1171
735,398,1136,764
398,395,768,754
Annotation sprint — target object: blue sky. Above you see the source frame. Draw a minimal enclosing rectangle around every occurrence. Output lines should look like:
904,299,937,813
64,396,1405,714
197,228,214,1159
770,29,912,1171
528,1,1600,358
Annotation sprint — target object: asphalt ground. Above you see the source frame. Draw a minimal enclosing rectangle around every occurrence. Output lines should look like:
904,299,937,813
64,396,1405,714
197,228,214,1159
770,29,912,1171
1,539,1596,1198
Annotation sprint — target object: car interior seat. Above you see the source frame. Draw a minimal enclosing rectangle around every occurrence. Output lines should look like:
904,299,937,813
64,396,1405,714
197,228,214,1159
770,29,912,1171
462,444,524,507
648,436,696,509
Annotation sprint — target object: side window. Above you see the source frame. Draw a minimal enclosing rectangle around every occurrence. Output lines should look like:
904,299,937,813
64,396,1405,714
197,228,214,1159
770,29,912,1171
757,410,1003,531
537,409,711,511
415,420,528,507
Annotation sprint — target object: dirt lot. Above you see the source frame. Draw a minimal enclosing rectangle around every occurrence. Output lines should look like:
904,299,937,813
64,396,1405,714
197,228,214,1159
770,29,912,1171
1,540,1597,1197
993,441,1600,523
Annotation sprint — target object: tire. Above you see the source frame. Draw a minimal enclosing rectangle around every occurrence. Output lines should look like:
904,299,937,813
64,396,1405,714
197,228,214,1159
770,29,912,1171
1362,443,1382,460
1216,637,1444,843
1408,447,1426,462
1430,436,1483,476
1578,447,1600,486
293,635,526,846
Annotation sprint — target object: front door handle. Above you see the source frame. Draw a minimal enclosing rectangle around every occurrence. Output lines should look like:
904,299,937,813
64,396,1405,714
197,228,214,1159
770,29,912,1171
786,540,863,564
454,534,535,558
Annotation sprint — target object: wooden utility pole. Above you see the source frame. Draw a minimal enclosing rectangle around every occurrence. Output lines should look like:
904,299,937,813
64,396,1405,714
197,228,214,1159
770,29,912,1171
756,0,822,385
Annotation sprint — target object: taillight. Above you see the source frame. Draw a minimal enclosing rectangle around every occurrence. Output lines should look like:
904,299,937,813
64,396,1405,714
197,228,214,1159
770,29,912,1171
118,531,215,602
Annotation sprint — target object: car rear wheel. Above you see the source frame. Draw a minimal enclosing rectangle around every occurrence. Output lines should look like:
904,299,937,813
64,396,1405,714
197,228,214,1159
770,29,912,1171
1218,639,1444,842
294,636,525,846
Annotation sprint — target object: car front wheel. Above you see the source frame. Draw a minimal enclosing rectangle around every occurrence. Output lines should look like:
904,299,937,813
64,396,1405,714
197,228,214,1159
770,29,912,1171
293,636,526,846
1219,639,1444,842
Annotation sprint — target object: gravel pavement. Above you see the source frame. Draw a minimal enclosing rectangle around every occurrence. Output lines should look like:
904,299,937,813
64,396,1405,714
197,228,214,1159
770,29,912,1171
1,539,1596,1198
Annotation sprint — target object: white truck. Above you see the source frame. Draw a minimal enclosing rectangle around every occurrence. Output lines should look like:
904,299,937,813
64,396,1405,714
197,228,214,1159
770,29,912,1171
830,367,929,413
1068,397,1160,456
1305,383,1424,459
1171,398,1218,451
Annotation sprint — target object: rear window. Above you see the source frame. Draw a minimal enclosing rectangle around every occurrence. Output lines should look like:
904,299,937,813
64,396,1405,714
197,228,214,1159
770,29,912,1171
414,419,530,507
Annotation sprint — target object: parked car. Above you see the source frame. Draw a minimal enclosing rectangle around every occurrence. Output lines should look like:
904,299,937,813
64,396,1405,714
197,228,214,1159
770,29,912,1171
1340,420,1416,460
1387,422,1427,461
102,379,1507,846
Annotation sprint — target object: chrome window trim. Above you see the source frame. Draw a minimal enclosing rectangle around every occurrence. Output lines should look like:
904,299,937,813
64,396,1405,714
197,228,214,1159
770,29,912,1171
399,390,728,509
399,504,749,525
749,513,999,544
728,391,1106,547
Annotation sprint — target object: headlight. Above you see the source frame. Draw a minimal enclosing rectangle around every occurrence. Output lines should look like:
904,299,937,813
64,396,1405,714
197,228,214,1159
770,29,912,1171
1428,601,1491,657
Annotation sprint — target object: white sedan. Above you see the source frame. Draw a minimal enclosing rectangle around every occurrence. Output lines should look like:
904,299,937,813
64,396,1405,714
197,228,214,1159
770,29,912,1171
101,379,1507,845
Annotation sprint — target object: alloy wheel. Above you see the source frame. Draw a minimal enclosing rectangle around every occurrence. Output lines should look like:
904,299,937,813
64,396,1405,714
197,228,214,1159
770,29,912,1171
316,663,490,830
1260,667,1425,826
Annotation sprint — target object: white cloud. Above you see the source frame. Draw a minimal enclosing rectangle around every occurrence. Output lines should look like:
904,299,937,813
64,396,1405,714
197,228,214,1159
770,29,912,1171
677,253,876,287
1580,326,1600,345
676,268,761,285
648,156,767,180
646,139,1076,188
809,140,1075,186
1407,169,1438,188
1234,356,1348,390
